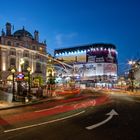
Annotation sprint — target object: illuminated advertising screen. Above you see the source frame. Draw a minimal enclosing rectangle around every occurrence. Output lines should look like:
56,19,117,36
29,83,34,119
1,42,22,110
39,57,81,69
74,63,96,77
103,63,117,75
87,50,117,63
74,63,117,78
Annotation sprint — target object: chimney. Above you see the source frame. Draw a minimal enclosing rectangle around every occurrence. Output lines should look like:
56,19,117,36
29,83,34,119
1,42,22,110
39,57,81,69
34,30,39,42
1,29,5,36
6,22,12,36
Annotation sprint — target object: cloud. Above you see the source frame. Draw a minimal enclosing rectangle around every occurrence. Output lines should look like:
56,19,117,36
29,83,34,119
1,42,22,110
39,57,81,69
55,33,63,47
65,32,78,39
55,32,78,48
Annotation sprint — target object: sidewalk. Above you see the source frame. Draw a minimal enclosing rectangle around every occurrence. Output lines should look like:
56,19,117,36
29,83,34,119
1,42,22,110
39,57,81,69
123,90,140,96
0,91,101,110
0,88,82,110
0,95,66,110
0,89,111,110
103,89,140,96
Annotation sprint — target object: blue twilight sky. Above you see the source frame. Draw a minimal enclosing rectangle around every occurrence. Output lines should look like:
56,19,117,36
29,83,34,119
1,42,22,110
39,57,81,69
0,0,140,74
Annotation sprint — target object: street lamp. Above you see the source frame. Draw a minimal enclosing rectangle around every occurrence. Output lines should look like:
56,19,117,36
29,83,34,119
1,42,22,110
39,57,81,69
27,66,31,95
11,68,16,101
17,58,25,96
20,58,25,72
129,70,135,92
128,60,135,92
128,60,135,65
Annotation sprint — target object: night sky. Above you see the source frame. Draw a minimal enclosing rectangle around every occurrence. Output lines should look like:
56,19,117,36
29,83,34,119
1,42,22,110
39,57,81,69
0,0,140,74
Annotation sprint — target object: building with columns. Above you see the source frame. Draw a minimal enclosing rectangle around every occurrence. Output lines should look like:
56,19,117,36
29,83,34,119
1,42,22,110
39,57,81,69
0,22,47,88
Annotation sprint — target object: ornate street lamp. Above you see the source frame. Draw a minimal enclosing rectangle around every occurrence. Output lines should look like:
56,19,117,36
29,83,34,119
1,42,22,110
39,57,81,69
11,68,16,101
27,66,31,95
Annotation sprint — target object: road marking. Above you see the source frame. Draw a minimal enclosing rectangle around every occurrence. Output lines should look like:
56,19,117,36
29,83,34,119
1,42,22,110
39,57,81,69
4,110,85,133
35,105,63,112
86,109,118,130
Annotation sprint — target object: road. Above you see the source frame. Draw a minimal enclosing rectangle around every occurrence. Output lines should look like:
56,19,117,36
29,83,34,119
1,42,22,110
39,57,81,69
0,92,140,140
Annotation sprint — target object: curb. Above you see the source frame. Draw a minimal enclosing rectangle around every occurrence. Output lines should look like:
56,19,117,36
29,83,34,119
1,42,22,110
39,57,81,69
0,97,61,111
0,100,45,110
0,92,108,111
0,95,74,111
0,93,103,111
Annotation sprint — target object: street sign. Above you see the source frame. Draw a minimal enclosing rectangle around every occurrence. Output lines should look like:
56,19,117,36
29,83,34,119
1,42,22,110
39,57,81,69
16,72,25,81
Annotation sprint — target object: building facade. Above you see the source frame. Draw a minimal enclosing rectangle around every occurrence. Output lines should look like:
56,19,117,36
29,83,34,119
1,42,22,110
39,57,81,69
134,60,140,82
0,22,47,89
130,60,140,88
54,43,118,87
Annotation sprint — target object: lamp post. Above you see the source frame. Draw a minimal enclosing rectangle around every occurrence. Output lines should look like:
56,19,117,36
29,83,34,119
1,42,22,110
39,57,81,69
20,58,24,72
128,60,135,65
27,66,31,95
128,60,135,92
129,70,135,92
17,58,25,96
11,68,16,102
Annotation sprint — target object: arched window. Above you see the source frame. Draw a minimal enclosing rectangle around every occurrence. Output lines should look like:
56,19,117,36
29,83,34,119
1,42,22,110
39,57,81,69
10,48,16,56
23,60,29,72
23,50,29,57
10,58,16,67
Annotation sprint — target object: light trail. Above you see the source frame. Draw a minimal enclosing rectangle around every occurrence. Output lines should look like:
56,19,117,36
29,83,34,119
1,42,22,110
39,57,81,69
4,111,85,133
35,105,63,113
0,95,109,127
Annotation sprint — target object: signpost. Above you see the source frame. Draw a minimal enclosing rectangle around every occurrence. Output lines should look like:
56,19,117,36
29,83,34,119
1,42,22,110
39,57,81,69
16,72,25,81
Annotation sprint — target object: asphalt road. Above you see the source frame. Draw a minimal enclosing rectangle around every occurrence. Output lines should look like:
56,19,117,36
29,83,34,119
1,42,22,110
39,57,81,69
0,93,140,140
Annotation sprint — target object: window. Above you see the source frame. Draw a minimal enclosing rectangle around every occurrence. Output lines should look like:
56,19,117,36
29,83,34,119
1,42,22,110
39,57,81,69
7,41,11,46
0,53,1,71
97,64,102,67
23,60,29,72
10,49,16,56
23,51,29,57
10,58,16,67
32,46,36,50
36,62,42,73
36,54,40,59
16,43,19,47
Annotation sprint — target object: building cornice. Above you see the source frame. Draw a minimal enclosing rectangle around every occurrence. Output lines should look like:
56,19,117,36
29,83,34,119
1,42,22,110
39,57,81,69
0,44,48,58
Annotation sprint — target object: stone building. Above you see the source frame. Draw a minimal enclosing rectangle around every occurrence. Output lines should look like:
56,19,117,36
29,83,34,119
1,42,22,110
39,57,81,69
0,22,47,89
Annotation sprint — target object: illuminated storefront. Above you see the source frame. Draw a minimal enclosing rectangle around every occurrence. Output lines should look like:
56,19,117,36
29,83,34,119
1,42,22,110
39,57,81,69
0,22,47,90
54,43,118,87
